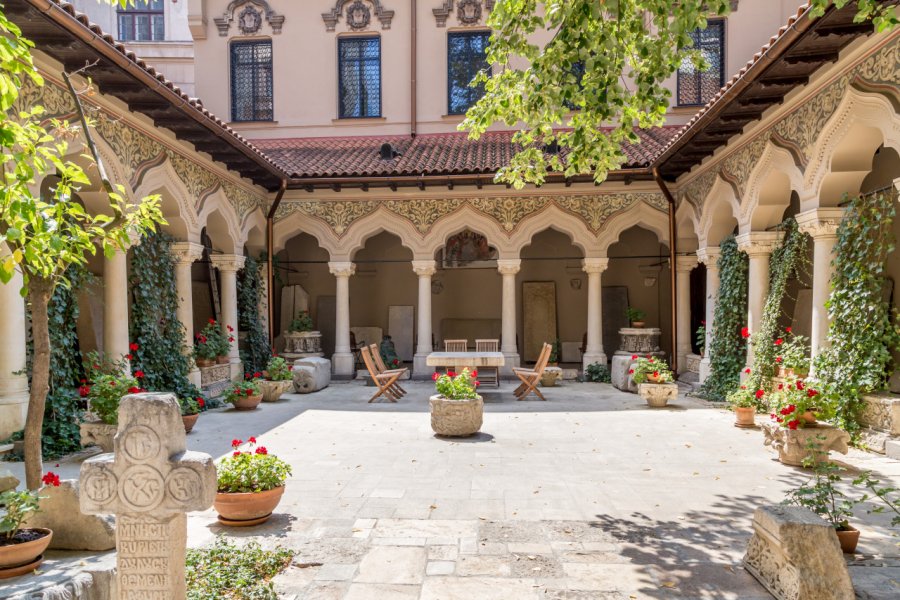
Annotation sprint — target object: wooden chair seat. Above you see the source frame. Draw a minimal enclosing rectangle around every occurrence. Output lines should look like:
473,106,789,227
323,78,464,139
360,346,401,403
368,344,408,397
514,342,552,401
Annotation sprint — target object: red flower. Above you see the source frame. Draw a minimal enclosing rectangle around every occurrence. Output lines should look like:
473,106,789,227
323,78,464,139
775,356,783,363
41,471,60,487
245,373,251,379
233,451,242,457
208,318,216,325
197,398,205,408
80,378,86,384
807,389,818,398
744,368,751,374
741,327,750,338
796,380,804,391
255,446,268,455
474,381,480,387
776,417,783,423
785,326,792,333
288,365,293,371
253,372,262,378
631,354,638,360
248,436,257,444
755,389,765,399
128,386,141,394
652,371,659,378
79,385,91,397
231,439,243,448
227,325,234,332
448,371,456,378
775,338,784,346
778,383,784,390
701,320,706,325
648,357,655,363
134,370,144,379
628,369,635,374
129,342,139,351
229,336,235,343
740,385,746,389
432,372,439,381
124,354,132,361
787,405,796,413
788,420,799,430
472,370,478,378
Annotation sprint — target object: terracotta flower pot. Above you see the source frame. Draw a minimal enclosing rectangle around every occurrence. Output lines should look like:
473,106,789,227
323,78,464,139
182,413,199,433
646,373,663,384
195,357,215,368
799,410,818,425
0,528,52,570
230,393,262,411
216,355,230,365
734,406,756,428
259,380,294,403
214,486,285,525
632,321,645,328
836,526,859,554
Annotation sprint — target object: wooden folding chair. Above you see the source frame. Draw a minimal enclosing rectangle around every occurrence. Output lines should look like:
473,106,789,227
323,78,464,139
513,343,552,401
368,343,408,397
444,339,468,352
360,346,401,403
475,339,500,387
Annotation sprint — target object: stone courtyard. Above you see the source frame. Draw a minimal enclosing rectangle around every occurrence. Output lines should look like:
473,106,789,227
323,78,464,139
7,382,898,599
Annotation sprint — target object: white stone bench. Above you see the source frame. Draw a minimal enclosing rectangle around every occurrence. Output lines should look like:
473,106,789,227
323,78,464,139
293,357,332,393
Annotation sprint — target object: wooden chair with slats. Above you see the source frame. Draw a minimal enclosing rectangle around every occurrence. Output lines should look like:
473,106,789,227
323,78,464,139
513,342,552,401
444,339,468,352
368,343,408,397
474,339,500,387
360,346,401,403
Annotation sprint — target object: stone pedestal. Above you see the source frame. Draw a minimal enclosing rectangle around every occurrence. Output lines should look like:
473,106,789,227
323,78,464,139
80,393,216,600
293,357,332,393
858,392,900,456
762,422,850,466
612,329,665,392
282,331,324,360
743,505,854,600
638,383,678,407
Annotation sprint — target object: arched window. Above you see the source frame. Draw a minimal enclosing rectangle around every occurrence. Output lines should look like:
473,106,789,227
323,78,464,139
117,0,165,42
231,40,274,122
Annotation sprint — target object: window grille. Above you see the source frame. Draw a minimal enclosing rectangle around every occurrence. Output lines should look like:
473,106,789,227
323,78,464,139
230,41,274,122
117,0,165,42
677,20,725,107
338,37,381,119
447,31,490,115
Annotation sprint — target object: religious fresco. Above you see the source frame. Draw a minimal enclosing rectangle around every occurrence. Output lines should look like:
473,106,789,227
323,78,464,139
437,230,498,268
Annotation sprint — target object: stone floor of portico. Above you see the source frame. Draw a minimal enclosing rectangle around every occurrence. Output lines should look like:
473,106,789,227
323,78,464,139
5,382,899,599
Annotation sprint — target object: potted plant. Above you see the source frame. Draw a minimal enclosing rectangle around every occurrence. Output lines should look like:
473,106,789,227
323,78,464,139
726,386,757,428
629,356,672,384
767,377,825,430
214,438,292,526
625,307,646,328
180,396,204,433
775,328,810,378
783,455,862,554
0,472,59,577
289,311,314,333
258,357,294,402
547,339,561,367
696,321,706,357
430,368,483,437
217,322,235,364
80,363,144,452
193,321,221,368
223,377,263,411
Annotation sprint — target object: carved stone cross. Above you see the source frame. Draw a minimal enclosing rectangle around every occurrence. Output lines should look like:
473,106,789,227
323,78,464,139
80,393,216,600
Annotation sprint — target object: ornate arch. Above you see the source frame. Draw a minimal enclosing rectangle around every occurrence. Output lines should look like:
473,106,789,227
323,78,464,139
597,202,669,254
338,206,429,259
698,175,740,248
272,210,340,259
739,141,806,233
424,205,513,258
507,204,597,257
198,188,243,254
133,159,201,242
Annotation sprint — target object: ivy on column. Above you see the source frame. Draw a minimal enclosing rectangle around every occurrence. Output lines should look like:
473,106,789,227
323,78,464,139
238,255,271,375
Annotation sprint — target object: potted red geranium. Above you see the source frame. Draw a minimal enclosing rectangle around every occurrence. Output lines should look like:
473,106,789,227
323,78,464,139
0,472,59,578
214,437,292,526
180,396,205,433
430,368,483,436
223,377,262,411
258,357,294,402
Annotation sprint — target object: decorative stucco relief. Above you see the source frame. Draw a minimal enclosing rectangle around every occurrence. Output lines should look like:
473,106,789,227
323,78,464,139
323,0,394,31
385,198,465,233
214,0,285,37
556,193,667,232
275,200,380,235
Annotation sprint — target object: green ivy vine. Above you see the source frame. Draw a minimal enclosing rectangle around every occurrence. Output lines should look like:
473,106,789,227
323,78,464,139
815,190,900,434
238,254,271,375
129,232,199,402
698,235,749,401
747,218,810,395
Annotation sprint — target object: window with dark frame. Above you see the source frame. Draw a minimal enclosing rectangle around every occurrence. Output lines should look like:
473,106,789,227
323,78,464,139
677,20,726,107
117,0,165,42
338,37,382,119
230,40,274,122
447,31,490,115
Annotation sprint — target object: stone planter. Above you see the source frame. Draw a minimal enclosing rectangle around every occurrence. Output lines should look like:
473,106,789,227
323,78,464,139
229,393,263,411
734,406,756,428
0,528,52,575
214,486,285,526
259,380,293,402
79,420,117,453
430,394,483,437
182,413,199,433
638,383,677,408
762,422,850,466
541,367,563,387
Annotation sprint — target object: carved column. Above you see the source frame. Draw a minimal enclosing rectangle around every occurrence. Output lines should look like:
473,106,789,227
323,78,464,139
675,255,699,374
104,235,138,371
0,246,28,440
582,258,609,370
413,260,437,377
697,246,721,383
736,232,784,367
796,208,845,364
498,259,521,374
171,242,205,387
210,254,246,378
329,262,356,377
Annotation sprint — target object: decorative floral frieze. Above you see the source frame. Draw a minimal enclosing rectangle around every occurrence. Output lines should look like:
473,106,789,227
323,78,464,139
556,193,666,232
278,200,380,235
385,198,465,233
680,167,720,212
469,196,551,231
323,0,394,31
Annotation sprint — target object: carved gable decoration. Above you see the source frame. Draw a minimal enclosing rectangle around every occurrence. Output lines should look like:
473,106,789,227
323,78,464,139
433,0,494,27
215,0,285,37
323,0,394,32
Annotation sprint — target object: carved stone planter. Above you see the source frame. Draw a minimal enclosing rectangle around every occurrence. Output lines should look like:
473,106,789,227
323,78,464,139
858,392,900,455
258,380,293,402
762,422,850,466
638,383,677,407
283,331,324,358
79,420,117,453
541,366,563,387
429,394,483,437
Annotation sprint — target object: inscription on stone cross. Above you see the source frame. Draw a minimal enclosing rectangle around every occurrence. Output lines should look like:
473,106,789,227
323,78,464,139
80,393,216,600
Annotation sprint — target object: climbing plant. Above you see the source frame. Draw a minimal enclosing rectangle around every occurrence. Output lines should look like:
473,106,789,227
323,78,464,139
698,236,748,402
238,254,271,375
129,231,199,402
746,218,810,395
815,190,900,434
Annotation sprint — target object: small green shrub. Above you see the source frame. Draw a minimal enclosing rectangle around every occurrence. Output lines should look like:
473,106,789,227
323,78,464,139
186,538,293,600
584,362,611,383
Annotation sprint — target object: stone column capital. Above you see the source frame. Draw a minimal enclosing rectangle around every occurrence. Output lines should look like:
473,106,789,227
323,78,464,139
170,242,205,265
582,257,609,274
796,208,846,240
675,255,699,272
497,259,521,276
328,261,356,278
697,246,721,267
412,260,437,277
209,254,246,272
736,231,784,258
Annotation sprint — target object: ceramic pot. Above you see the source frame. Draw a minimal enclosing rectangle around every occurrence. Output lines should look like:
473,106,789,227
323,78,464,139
0,528,52,569
230,393,263,411
259,380,294,403
196,357,215,368
216,355,230,365
182,413,199,433
429,394,483,437
734,406,756,428
800,410,818,425
836,526,859,554
214,486,285,525
632,321,645,328
646,373,663,384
